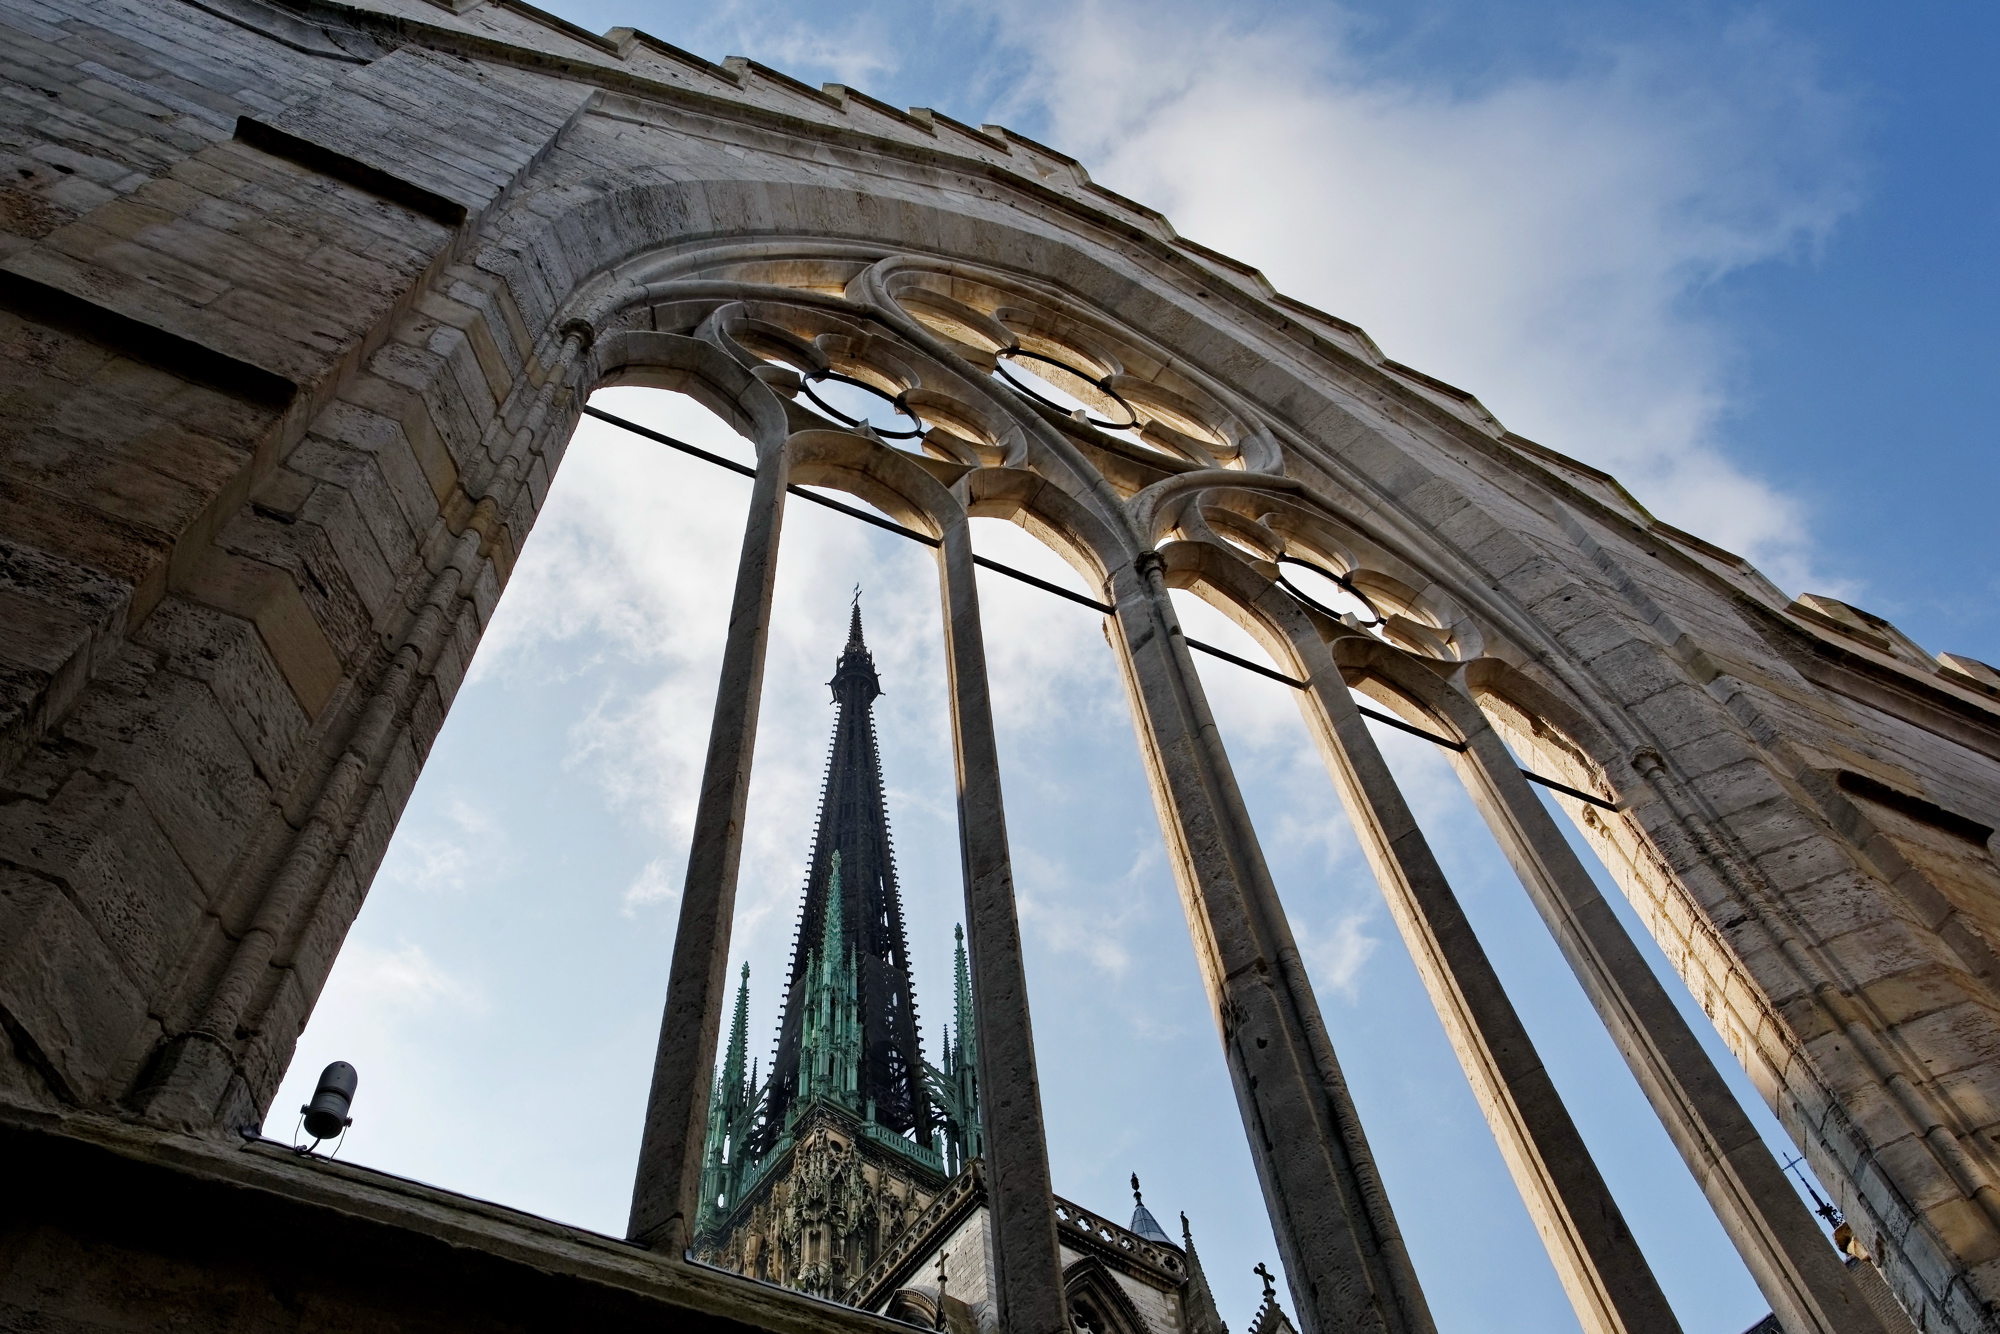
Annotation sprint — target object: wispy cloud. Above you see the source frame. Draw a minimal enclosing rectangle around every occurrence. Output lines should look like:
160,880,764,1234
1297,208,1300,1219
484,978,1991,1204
981,1,1860,589
324,940,485,1018
381,795,505,895
1013,842,1166,979
622,856,681,915
1299,911,1379,997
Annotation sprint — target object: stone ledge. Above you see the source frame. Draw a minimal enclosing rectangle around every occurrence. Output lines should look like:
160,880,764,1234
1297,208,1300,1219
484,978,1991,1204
0,1103,919,1334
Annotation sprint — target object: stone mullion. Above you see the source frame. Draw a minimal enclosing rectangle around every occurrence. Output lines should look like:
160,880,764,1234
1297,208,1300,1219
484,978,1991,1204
1443,702,1894,1334
1108,554,1436,1334
1286,632,1681,1334
934,516,1067,1334
628,446,790,1252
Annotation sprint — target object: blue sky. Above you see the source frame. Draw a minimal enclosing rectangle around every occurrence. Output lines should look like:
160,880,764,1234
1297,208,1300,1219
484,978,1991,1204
273,3,1997,1333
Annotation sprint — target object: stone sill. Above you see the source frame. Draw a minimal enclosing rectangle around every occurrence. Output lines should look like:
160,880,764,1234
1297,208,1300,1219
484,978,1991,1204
0,1101,916,1334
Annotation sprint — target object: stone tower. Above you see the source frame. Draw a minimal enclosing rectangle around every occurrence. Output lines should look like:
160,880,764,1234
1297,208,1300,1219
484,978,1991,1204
0,2,1995,1333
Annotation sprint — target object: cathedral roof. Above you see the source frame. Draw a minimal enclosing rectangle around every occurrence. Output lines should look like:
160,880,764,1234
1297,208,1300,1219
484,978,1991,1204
1129,1201,1172,1244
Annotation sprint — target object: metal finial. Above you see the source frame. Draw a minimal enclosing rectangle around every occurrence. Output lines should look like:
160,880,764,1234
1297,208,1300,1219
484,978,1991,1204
1131,1172,1143,1206
845,588,866,650
1783,1154,1843,1226
1254,1263,1275,1299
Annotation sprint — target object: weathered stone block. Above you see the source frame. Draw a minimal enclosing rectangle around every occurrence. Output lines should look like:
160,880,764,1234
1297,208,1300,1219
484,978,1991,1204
131,594,309,791
61,665,270,896
0,769,206,996
0,863,151,1104
1887,1000,2000,1081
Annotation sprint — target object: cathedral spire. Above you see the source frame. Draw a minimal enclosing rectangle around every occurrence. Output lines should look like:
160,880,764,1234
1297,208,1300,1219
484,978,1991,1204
927,924,982,1174
831,594,882,703
697,964,760,1236
796,852,861,1114
760,603,929,1152
722,961,751,1103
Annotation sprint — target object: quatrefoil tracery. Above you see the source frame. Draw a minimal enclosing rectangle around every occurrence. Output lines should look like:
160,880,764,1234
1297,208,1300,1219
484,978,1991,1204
798,369,928,441
637,254,1483,663
1276,556,1386,630
1164,487,1481,663
992,347,1141,432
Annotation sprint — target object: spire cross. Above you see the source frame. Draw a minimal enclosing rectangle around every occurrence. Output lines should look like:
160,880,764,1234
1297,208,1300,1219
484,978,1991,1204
1254,1263,1276,1299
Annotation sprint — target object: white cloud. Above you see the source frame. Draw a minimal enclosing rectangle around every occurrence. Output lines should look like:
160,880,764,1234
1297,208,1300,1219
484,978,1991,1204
322,940,484,1019
1013,842,1162,979
967,517,1131,733
622,856,681,915
391,830,475,895
471,391,756,878
381,795,505,895
1299,911,1379,997
986,2,1860,589
734,17,901,83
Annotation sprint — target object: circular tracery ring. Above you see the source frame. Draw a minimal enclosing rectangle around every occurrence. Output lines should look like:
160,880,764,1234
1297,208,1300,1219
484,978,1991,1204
1276,553,1385,628
993,347,1141,431
800,369,927,440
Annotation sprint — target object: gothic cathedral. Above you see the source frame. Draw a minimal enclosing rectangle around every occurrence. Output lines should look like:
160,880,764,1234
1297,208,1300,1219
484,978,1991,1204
690,609,1264,1334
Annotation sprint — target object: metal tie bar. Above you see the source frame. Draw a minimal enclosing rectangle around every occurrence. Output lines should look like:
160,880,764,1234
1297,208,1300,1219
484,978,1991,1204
581,404,1621,811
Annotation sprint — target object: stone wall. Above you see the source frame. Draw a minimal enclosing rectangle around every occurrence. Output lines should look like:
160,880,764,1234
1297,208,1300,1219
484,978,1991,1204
0,1108,915,1334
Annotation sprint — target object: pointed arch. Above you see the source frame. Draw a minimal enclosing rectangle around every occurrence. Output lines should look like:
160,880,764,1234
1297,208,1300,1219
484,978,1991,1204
1064,1257,1151,1334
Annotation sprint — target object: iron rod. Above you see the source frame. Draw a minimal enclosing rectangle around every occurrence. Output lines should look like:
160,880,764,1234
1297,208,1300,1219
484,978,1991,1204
584,403,1619,811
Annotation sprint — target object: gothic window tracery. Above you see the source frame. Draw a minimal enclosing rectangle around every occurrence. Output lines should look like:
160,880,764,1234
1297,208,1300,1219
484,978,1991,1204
603,239,1900,1334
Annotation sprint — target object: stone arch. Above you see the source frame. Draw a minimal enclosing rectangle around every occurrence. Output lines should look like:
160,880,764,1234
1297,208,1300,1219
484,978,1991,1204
594,329,792,449
1062,1257,1150,1334
886,1286,941,1328
3,22,1994,1334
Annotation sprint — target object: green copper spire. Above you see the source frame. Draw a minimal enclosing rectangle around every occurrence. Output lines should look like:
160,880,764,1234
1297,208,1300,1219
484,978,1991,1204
722,961,751,1100
697,962,764,1236
926,924,982,1175
794,852,863,1118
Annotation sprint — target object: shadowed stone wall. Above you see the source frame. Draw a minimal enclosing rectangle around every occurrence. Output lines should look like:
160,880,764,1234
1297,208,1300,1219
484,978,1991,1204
1,1,1996,1332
